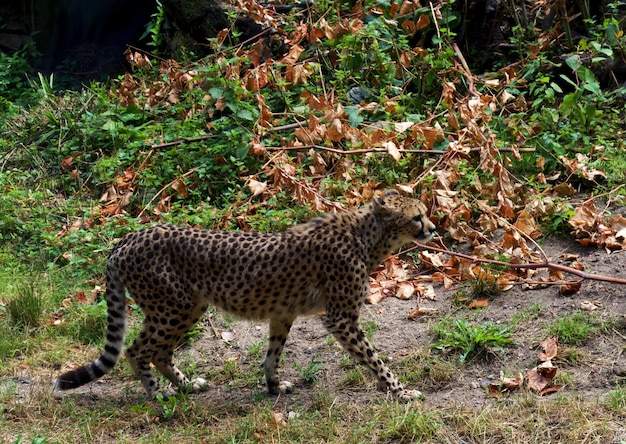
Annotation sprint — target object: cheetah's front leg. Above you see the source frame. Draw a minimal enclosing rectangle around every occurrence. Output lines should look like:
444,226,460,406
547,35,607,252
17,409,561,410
324,315,423,401
263,318,295,395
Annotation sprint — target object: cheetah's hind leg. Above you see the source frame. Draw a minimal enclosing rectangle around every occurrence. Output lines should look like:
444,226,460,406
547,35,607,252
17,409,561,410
126,311,209,399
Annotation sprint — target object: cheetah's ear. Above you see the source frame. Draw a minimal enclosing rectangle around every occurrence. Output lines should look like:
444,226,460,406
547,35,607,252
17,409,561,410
374,189,398,208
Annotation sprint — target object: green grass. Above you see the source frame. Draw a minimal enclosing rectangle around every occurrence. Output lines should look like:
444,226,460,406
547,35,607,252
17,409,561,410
295,356,325,386
57,299,108,345
432,318,514,363
6,282,45,329
511,303,543,327
606,384,626,412
545,312,602,345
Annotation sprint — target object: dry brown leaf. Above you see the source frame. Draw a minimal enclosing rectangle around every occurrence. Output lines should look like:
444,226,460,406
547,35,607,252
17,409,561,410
398,0,419,16
442,82,456,107
560,253,580,261
559,280,582,296
421,124,445,149
526,363,561,395
249,139,267,156
248,179,267,197
327,118,345,142
497,192,516,219
401,19,416,35
294,115,327,144
514,210,542,239
553,182,576,197
415,13,430,30
396,282,415,300
367,282,395,304
415,283,437,300
323,18,363,40
420,251,445,268
170,178,189,198
432,271,456,290
538,337,558,362
383,141,402,161
580,300,602,311
488,372,524,397
256,93,273,128
280,44,305,66
271,411,287,427
468,298,489,309
496,273,514,291
406,306,438,319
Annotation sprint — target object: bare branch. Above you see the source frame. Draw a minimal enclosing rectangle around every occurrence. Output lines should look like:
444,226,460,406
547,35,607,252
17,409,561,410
263,144,534,156
414,241,626,285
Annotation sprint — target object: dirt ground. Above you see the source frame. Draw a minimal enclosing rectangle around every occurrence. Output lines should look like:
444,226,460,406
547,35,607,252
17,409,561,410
38,237,626,415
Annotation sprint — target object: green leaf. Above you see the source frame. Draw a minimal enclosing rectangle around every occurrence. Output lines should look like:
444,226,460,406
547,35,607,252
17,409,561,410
209,87,224,100
344,106,363,127
550,82,563,93
560,92,580,111
235,109,254,121
565,55,581,71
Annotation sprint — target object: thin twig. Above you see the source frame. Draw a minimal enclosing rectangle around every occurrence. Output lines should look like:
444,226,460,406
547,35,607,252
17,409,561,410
149,135,218,150
452,42,480,97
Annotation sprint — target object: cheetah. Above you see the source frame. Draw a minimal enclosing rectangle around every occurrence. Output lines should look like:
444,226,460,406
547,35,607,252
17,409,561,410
55,190,437,401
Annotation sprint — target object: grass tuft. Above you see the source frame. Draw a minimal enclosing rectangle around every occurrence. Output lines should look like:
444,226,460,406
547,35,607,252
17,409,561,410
432,318,514,363
545,311,602,345
6,282,45,329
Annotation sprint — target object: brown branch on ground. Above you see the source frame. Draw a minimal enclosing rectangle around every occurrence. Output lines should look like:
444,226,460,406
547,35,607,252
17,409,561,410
413,241,626,285
263,144,535,156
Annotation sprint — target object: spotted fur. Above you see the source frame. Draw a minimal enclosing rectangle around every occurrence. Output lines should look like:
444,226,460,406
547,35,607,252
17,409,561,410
54,190,437,401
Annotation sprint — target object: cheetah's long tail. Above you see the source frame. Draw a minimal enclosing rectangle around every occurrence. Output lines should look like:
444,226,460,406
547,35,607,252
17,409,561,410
54,259,127,391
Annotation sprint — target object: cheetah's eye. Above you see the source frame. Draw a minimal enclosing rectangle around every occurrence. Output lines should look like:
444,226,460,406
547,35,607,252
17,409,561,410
413,215,422,222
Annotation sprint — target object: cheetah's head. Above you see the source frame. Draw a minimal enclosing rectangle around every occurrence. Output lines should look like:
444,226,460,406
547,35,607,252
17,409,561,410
373,190,437,245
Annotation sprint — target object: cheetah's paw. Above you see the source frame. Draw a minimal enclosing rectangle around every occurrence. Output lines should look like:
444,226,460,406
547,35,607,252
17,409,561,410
397,389,424,402
190,377,208,392
159,387,178,399
278,381,294,394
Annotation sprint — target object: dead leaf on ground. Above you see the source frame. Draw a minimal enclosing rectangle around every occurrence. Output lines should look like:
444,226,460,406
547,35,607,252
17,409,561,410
538,337,558,362
406,306,438,319
488,372,524,397
415,283,437,300
468,298,490,309
396,282,415,300
526,363,562,395
248,178,267,197
559,280,582,296
580,300,602,311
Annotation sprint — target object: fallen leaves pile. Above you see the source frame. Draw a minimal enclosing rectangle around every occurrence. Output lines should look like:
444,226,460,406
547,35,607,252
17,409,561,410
488,337,562,397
